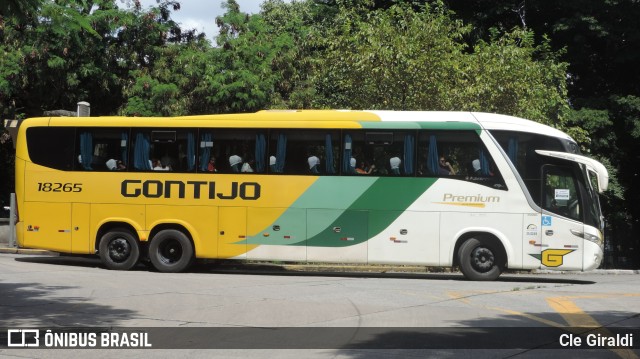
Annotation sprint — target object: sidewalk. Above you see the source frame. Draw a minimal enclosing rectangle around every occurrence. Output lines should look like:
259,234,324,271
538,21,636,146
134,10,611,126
0,221,55,255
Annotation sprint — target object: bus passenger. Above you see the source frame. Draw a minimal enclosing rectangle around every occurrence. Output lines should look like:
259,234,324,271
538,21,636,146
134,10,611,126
241,159,255,173
106,159,126,170
438,157,455,175
207,157,217,172
389,156,401,175
308,155,320,174
229,154,242,172
471,159,481,175
152,159,170,171
356,161,375,175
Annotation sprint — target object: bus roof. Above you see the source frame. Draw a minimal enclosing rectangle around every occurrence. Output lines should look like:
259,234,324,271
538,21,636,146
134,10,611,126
20,110,573,141
469,112,574,142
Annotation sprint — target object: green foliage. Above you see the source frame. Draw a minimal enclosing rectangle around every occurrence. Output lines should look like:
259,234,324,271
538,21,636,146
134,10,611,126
565,108,613,153
121,39,211,116
460,31,569,126
314,2,467,110
0,0,202,118
610,95,640,140
1,0,571,119
0,46,23,113
209,8,274,112
0,0,42,22
260,0,317,109
312,1,568,123
197,0,316,113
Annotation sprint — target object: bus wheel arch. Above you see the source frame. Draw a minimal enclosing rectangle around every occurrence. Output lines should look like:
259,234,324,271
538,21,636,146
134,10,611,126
454,232,507,281
148,225,195,273
97,224,141,271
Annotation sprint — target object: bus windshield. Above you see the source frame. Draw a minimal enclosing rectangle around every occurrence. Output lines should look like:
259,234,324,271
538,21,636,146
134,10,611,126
585,168,605,232
490,130,606,232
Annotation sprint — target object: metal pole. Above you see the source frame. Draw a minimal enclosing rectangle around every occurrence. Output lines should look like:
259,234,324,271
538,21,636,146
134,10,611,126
9,193,16,247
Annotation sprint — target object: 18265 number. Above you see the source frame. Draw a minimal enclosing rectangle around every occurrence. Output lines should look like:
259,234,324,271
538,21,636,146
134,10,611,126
37,183,83,192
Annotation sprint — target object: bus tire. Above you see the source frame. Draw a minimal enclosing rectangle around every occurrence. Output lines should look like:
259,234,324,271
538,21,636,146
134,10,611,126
148,229,194,273
98,229,140,271
458,237,503,281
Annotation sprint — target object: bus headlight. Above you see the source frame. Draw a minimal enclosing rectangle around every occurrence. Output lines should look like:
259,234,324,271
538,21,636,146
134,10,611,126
584,231,604,249
572,229,604,249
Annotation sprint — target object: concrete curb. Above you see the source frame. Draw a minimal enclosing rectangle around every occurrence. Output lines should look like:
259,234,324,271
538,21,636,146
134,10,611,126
0,247,58,255
532,268,640,275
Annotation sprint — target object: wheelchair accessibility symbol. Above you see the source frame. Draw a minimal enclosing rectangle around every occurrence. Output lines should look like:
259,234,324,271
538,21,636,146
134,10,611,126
542,216,552,226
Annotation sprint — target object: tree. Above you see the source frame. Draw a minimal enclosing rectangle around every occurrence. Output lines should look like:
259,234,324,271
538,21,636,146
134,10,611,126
120,38,211,116
199,0,291,113
260,0,317,109
459,30,569,126
1,0,103,117
1,0,124,117
0,0,200,118
0,0,42,21
314,2,469,110
312,1,568,126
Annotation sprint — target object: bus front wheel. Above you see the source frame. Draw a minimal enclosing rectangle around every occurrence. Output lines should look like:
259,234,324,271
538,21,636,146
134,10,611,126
458,237,503,281
98,229,140,271
148,229,194,273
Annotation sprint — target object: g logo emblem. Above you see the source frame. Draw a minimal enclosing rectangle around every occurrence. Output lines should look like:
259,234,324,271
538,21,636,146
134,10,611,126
541,249,575,267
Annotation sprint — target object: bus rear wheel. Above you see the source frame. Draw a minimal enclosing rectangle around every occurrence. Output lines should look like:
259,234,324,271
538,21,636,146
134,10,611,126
99,229,140,271
458,237,503,281
148,229,194,273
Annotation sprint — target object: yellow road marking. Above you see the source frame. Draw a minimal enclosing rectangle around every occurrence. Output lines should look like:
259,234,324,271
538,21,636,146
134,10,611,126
546,296,638,359
446,291,638,358
446,291,472,304
488,306,565,328
546,296,601,327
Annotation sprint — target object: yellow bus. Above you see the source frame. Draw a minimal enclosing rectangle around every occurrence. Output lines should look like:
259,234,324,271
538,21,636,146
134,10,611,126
14,110,608,280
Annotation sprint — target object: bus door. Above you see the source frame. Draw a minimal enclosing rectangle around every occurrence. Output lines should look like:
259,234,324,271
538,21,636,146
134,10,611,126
540,165,584,270
218,207,247,259
71,203,91,253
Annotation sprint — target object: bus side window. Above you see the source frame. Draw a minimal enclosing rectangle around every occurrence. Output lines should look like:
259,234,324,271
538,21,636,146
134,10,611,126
417,130,506,189
418,131,464,176
131,129,196,172
341,130,414,176
212,130,266,174
75,128,129,171
26,127,75,171
271,130,340,175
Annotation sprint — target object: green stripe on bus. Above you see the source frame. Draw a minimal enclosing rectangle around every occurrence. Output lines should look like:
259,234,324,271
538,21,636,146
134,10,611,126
243,177,377,245
358,121,481,130
305,177,436,247
359,122,421,129
417,122,481,130
243,177,435,247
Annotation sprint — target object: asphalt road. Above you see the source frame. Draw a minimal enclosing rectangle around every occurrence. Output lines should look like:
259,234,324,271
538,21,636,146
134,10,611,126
0,253,638,358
